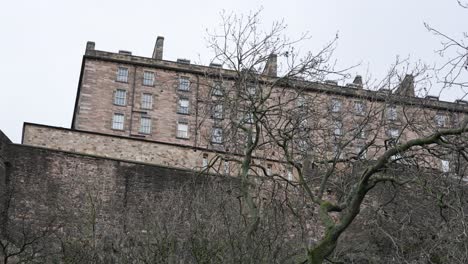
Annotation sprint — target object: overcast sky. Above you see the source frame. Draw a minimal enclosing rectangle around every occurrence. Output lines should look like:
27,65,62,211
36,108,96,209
0,0,466,143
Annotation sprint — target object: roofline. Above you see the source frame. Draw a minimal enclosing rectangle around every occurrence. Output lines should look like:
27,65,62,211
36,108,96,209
71,55,87,129
82,49,468,113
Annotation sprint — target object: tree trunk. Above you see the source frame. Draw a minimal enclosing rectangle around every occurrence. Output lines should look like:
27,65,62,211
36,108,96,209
308,236,337,264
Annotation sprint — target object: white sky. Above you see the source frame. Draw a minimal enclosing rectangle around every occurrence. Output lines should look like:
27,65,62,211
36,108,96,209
0,0,466,143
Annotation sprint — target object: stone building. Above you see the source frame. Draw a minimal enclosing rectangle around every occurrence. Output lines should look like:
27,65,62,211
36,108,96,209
2,36,468,262
20,36,468,177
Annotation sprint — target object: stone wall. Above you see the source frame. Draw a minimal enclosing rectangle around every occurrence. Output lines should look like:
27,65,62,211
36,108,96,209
4,139,214,239
23,123,208,171
22,123,291,176
0,130,12,225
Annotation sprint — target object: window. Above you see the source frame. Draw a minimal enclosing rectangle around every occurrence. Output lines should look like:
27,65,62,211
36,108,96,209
390,153,402,161
299,119,308,131
435,114,446,127
140,93,153,109
179,77,190,91
354,125,366,139
388,128,399,139
212,104,223,119
223,160,230,175
178,98,189,114
441,160,450,173
246,84,257,96
212,82,223,96
212,127,223,144
143,71,155,86
139,116,151,134
333,144,341,157
354,101,365,115
114,89,127,106
117,67,128,82
112,113,124,130
202,154,208,169
387,105,397,121
356,144,367,159
287,167,293,181
244,112,254,124
331,99,342,113
333,120,342,136
176,122,189,139
298,140,308,152
267,164,272,176
297,95,306,108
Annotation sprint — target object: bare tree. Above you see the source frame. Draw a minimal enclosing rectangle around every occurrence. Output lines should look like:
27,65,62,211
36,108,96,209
425,1,468,97
195,9,468,264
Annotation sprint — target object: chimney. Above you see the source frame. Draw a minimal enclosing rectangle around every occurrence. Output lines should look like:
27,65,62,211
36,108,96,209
353,75,363,88
118,50,132,55
152,36,164,60
209,62,222,68
86,41,95,52
395,74,415,97
177,59,190,64
263,54,277,77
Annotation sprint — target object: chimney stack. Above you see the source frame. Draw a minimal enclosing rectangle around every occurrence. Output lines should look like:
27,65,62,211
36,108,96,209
395,74,415,97
86,41,95,53
263,54,277,77
152,36,164,60
353,75,363,88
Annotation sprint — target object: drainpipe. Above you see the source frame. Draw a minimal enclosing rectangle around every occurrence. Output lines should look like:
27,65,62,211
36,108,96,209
194,75,200,148
129,66,137,136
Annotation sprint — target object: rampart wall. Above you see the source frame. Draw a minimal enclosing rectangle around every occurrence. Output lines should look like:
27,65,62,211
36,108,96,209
3,132,219,240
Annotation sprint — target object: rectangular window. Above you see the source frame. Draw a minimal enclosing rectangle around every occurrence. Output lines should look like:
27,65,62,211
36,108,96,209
435,114,446,127
202,153,208,169
390,153,402,161
331,99,342,113
298,140,308,152
176,122,189,139
354,101,365,115
244,112,254,124
246,84,257,96
178,98,189,114
112,113,124,130
299,119,308,131
333,143,341,157
114,89,127,106
179,77,190,91
117,67,129,82
387,105,397,121
354,125,366,139
441,160,450,173
212,104,223,119
356,144,367,159
388,128,399,139
287,167,293,181
141,93,153,109
212,81,223,96
333,120,342,136
223,160,230,175
297,95,306,108
212,127,223,144
143,71,155,86
139,116,151,134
